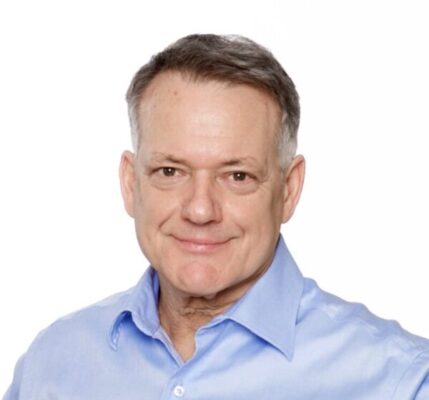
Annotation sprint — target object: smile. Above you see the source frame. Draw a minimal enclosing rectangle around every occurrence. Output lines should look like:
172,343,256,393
172,236,231,254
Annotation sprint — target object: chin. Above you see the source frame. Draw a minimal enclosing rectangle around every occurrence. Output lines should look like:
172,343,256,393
173,261,227,297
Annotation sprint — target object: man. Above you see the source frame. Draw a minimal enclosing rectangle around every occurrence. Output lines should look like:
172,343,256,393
4,34,429,399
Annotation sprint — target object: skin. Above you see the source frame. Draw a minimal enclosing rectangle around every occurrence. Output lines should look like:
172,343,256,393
120,71,305,361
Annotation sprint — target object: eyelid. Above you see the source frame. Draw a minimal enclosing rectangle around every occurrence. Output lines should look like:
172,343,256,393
229,170,255,178
152,165,181,172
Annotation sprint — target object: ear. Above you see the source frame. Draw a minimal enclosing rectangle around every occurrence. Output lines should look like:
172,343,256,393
119,150,137,218
282,155,305,223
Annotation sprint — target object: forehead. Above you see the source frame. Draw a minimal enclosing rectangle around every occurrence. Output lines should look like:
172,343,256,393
137,72,281,163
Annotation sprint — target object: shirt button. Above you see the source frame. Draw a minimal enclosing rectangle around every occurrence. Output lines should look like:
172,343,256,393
173,385,185,397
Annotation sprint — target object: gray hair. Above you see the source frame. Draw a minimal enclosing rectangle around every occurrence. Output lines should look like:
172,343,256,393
126,34,300,168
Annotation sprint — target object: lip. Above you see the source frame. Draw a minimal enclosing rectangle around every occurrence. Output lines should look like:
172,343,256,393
172,235,231,253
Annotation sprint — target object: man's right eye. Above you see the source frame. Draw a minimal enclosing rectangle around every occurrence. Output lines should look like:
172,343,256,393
161,167,176,177
148,166,184,189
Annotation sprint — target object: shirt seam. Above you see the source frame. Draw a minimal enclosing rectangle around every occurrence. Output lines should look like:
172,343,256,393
390,348,429,398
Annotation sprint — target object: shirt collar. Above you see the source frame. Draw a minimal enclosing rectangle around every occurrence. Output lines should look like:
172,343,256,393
222,235,304,360
109,268,161,349
110,235,304,360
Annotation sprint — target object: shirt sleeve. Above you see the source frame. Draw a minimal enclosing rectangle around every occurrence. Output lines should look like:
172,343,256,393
2,354,26,400
393,349,429,400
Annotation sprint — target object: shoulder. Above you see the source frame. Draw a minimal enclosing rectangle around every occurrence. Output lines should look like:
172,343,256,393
13,287,134,387
36,287,133,340
300,277,429,353
29,287,134,353
298,278,429,397
3,287,138,399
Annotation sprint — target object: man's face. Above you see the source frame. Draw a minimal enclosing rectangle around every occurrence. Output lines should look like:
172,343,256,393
121,72,302,298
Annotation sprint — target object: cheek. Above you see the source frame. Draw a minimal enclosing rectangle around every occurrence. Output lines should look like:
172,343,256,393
133,183,178,251
135,181,176,221
225,190,282,233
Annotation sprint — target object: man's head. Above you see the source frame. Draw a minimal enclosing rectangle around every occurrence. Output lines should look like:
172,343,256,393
126,34,300,169
120,34,305,299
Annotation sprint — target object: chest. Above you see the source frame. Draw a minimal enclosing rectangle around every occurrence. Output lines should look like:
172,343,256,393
23,321,395,400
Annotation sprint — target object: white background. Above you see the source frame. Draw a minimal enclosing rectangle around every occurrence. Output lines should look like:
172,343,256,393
1,0,428,392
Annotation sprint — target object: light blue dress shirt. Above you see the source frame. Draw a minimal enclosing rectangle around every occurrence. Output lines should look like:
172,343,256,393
4,236,429,399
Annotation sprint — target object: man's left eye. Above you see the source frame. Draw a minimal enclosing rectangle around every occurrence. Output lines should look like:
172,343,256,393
232,172,248,181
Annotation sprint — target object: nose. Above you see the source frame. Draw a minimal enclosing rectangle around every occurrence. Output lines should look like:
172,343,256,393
181,174,222,225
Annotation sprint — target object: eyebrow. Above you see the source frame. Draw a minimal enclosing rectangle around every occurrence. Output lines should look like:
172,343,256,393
221,157,259,167
149,152,260,167
149,153,186,164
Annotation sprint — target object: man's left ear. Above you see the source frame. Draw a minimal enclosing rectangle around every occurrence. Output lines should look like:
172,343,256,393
282,155,305,223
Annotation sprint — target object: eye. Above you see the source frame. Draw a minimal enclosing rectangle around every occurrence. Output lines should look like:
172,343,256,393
223,170,258,194
161,167,177,177
232,171,248,181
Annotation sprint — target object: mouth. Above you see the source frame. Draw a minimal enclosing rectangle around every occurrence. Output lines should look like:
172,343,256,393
171,235,231,254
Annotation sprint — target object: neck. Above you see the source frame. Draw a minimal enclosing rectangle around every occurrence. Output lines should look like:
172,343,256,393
157,270,267,362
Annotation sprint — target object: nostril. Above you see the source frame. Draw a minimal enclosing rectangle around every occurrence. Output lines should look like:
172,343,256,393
181,192,221,225
182,202,219,224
